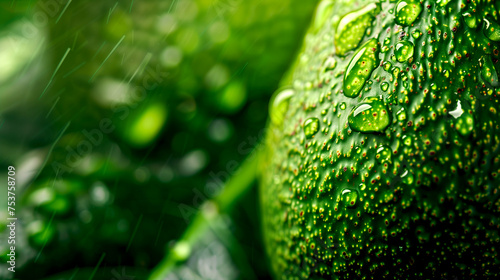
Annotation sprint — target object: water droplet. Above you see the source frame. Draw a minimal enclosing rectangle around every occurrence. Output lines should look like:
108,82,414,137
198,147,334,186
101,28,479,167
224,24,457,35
462,10,477,29
348,97,391,133
400,169,414,185
395,0,422,26
480,56,499,87
396,107,407,121
340,102,347,110
304,117,320,139
402,135,412,146
395,41,414,63
341,188,358,208
269,88,294,126
376,146,393,164
384,61,392,71
343,39,379,98
335,3,380,56
323,56,337,72
483,16,500,42
412,29,421,39
380,82,389,92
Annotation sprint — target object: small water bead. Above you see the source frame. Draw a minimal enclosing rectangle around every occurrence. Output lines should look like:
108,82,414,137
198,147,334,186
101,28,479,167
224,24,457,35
376,146,393,164
380,82,389,92
348,97,391,133
341,189,358,208
402,135,412,146
343,39,380,98
395,41,415,63
383,61,392,71
397,107,407,121
340,102,347,110
483,16,500,42
335,3,380,56
303,117,320,139
269,88,294,126
462,10,477,29
412,30,421,39
400,169,414,185
395,0,422,26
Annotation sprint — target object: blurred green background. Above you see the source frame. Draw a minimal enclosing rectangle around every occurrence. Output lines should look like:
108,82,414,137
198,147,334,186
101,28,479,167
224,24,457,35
0,0,319,279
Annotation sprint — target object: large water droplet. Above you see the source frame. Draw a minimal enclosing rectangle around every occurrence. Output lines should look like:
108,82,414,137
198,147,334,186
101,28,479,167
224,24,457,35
269,88,294,126
380,82,389,92
395,0,422,26
462,10,477,29
335,3,379,56
395,41,414,63
304,117,320,139
376,146,393,164
343,39,379,98
480,56,499,87
348,97,390,133
396,107,407,121
341,188,358,208
483,16,500,42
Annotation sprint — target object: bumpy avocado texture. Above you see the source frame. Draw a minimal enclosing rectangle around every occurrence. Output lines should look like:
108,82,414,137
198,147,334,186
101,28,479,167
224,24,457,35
260,0,500,278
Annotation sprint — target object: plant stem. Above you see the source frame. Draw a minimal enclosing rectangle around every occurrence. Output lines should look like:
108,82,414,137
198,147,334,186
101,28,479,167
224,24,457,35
148,148,262,280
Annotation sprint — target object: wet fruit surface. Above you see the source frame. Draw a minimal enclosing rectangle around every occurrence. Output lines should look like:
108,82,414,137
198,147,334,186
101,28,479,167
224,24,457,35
260,0,500,279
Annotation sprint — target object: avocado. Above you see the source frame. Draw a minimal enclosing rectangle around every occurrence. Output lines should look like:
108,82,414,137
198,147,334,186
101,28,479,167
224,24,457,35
260,0,500,278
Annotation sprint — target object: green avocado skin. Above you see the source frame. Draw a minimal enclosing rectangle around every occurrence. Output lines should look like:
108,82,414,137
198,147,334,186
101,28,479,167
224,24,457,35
260,0,500,279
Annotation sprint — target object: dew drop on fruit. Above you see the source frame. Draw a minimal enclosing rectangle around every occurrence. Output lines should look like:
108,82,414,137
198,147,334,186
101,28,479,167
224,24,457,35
395,0,422,26
303,117,320,139
376,146,392,164
397,107,407,121
341,188,358,208
484,16,500,42
269,88,294,126
334,3,379,56
340,102,347,110
395,41,414,62
348,97,390,133
343,39,379,98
